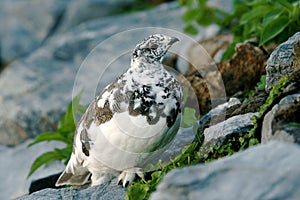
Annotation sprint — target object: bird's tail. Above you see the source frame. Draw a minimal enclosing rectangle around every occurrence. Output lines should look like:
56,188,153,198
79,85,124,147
55,153,91,187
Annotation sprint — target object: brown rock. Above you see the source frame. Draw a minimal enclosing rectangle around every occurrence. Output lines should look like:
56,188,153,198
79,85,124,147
185,70,210,115
220,42,267,95
227,91,268,118
185,36,268,114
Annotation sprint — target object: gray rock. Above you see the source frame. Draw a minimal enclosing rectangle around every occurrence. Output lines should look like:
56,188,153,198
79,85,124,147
265,32,300,92
0,0,136,63
198,97,241,131
0,0,69,63
18,179,126,200
262,93,300,144
56,0,135,33
0,140,65,200
151,141,300,200
203,112,258,144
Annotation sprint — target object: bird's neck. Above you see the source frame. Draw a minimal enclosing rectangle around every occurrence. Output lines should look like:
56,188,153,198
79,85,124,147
131,58,162,72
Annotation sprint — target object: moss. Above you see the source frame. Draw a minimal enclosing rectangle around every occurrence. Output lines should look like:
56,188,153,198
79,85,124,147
248,74,290,141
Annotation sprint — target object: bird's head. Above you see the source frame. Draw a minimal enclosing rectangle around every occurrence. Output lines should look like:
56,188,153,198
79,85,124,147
131,34,179,66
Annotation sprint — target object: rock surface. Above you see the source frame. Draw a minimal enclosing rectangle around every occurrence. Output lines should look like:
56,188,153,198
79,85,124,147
55,0,135,33
18,179,126,200
265,32,300,92
198,97,241,131
0,140,65,200
203,112,258,145
262,32,300,144
262,93,300,144
151,141,300,200
227,91,268,117
0,0,69,63
0,0,137,64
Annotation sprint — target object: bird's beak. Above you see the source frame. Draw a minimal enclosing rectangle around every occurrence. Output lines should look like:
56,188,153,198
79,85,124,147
168,37,179,45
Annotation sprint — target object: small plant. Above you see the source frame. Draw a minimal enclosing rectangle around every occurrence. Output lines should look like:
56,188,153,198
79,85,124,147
248,74,290,141
181,88,199,135
256,75,266,91
180,0,300,60
28,93,86,177
125,142,200,200
243,74,267,102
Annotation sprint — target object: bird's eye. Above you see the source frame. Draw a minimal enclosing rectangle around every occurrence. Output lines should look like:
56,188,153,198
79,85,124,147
150,43,159,50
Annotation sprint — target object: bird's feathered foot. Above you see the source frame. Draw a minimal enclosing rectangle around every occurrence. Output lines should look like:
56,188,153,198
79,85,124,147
117,168,144,187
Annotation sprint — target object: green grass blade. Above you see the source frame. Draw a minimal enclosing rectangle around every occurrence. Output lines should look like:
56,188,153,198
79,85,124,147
27,150,66,177
259,14,290,46
28,132,69,147
240,5,272,25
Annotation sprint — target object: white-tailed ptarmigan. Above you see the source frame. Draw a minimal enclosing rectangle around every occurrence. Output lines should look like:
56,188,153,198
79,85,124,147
56,34,182,187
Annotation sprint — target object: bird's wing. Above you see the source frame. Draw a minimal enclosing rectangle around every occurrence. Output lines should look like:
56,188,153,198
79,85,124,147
55,80,120,186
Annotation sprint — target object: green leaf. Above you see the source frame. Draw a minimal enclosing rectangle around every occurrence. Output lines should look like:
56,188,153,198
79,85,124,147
239,137,245,144
196,6,224,26
183,24,198,35
27,149,67,177
125,183,148,200
28,132,69,147
182,107,197,128
259,14,290,46
257,75,266,90
182,9,199,23
221,41,237,61
249,138,259,146
240,5,272,25
57,147,73,163
247,0,271,7
242,21,259,38
277,0,294,11
282,122,300,129
151,171,162,180
263,9,285,27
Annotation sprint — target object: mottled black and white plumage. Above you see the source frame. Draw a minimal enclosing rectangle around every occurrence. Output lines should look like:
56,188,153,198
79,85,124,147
56,34,182,187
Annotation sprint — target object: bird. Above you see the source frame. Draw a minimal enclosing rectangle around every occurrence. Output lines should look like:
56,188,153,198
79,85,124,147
55,34,182,188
